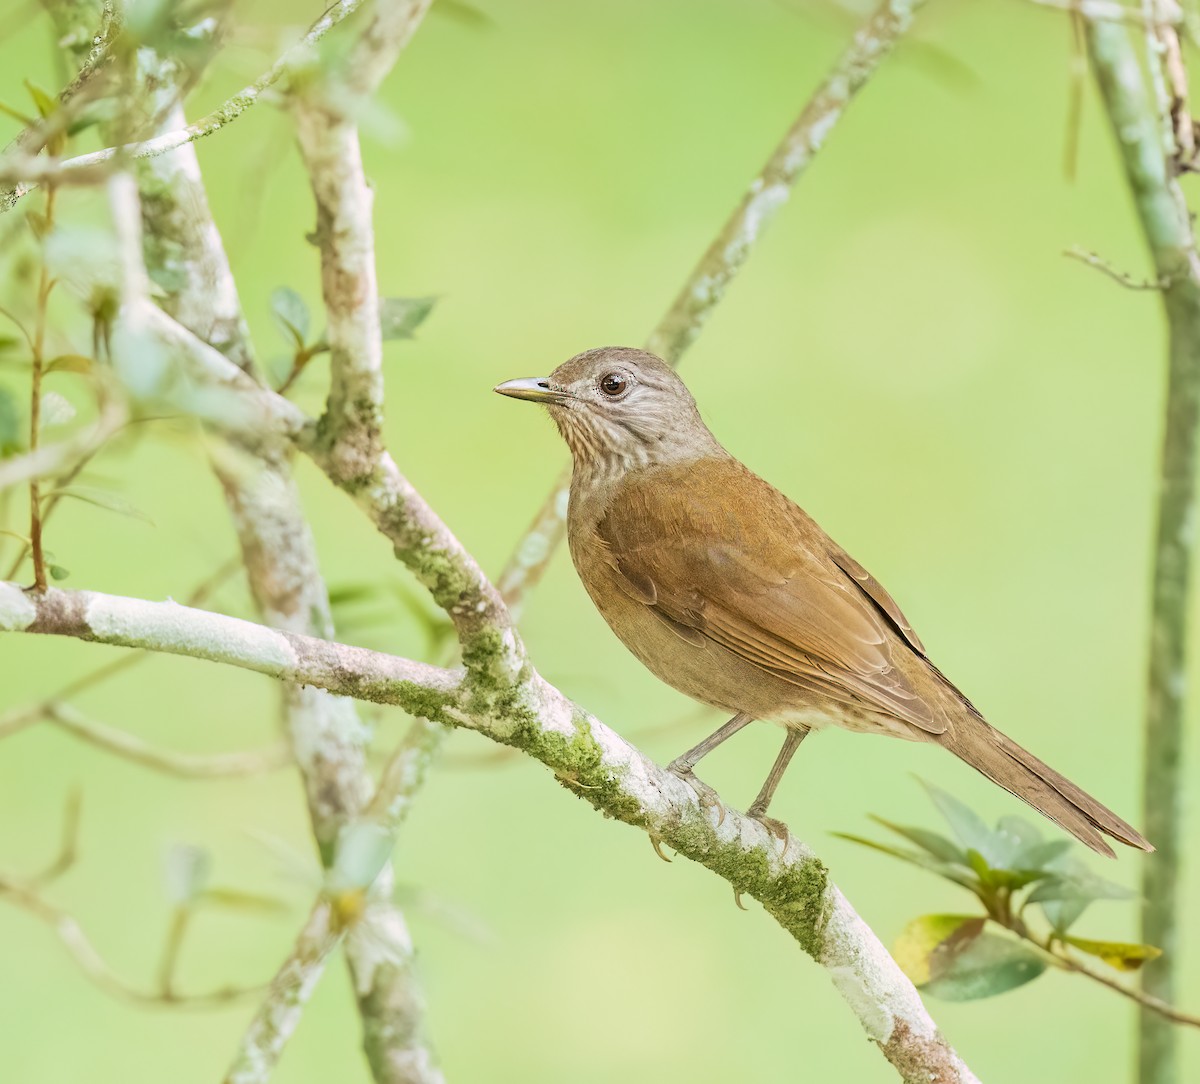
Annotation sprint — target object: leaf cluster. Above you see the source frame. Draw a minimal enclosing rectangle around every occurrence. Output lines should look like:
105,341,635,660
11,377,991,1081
835,781,1157,1000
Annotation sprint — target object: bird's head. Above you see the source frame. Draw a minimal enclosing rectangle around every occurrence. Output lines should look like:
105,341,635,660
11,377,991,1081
494,346,721,474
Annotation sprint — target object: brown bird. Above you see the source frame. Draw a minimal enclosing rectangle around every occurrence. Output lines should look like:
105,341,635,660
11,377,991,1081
495,347,1151,858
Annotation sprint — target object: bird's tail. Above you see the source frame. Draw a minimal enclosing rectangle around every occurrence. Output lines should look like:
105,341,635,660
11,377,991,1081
938,720,1152,858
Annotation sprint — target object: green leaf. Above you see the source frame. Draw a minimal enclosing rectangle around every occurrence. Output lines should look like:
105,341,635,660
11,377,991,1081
164,844,210,905
46,354,94,375
0,101,35,126
1029,859,1134,932
270,287,310,348
895,914,1048,1000
0,386,21,455
923,929,1048,1000
1062,936,1162,972
1014,839,1074,871
831,833,979,889
379,296,436,341
868,815,968,865
919,779,1009,864
893,914,984,985
0,335,21,353
52,486,155,526
327,821,394,894
328,582,380,607
48,564,70,581
24,80,57,120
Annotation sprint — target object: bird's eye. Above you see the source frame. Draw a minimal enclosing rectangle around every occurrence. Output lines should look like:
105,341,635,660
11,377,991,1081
599,372,628,397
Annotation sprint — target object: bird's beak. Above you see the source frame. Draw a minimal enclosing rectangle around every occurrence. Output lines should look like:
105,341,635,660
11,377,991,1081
493,377,570,404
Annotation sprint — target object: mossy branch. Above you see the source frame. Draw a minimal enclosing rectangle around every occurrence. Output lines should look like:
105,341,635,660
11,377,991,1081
0,580,978,1084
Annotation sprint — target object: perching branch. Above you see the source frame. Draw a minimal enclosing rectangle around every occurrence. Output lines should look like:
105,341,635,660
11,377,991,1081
1085,16,1200,1084
495,0,928,613
0,580,978,1084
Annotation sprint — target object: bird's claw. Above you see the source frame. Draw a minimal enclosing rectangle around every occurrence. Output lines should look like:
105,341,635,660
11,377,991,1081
747,811,790,850
668,765,726,825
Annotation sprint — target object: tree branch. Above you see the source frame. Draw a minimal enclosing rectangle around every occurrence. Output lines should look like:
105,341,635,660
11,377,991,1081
124,36,443,1071
1,701,291,777
292,0,433,487
1085,16,1200,1084
222,900,343,1084
0,580,978,1084
495,0,928,614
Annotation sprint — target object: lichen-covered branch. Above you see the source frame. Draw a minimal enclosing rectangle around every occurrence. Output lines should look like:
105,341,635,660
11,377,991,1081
127,40,444,1077
223,900,343,1084
495,0,927,612
1086,17,1200,1084
0,580,978,1084
292,0,433,483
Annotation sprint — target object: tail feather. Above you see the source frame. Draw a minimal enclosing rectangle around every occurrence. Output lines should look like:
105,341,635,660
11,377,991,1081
939,722,1152,858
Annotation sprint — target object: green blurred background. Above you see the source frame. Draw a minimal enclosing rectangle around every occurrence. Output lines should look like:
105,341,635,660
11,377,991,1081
2,0,1198,1080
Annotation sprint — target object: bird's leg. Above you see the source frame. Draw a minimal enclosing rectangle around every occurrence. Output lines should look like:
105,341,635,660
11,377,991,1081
666,712,754,820
745,727,808,844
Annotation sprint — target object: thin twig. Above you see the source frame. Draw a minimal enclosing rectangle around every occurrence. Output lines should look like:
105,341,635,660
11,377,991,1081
0,873,264,1007
1064,245,1173,289
39,702,292,777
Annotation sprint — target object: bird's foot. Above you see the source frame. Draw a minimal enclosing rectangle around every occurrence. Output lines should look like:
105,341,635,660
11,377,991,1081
667,762,726,826
746,809,791,849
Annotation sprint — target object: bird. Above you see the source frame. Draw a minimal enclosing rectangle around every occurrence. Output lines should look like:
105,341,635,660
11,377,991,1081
494,346,1151,858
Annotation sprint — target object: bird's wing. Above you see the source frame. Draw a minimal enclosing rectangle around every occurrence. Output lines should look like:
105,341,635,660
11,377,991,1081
596,458,945,734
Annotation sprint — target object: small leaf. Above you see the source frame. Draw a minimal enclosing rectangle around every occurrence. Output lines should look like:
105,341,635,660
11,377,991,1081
0,386,21,454
869,815,968,865
0,335,21,353
47,354,94,375
895,914,1048,1000
48,564,70,581
893,914,984,985
328,582,380,607
39,390,75,428
200,887,289,914
1014,839,1074,871
379,296,436,341
831,833,979,889
24,81,57,120
924,929,1048,1000
164,844,210,905
1029,859,1134,932
1062,936,1162,972
52,485,155,525
919,779,1008,864
0,100,35,126
270,286,310,348
327,821,394,894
